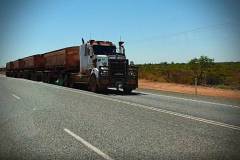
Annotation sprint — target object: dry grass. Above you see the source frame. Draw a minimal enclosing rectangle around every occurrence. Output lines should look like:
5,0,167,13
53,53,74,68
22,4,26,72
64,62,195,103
139,79,240,100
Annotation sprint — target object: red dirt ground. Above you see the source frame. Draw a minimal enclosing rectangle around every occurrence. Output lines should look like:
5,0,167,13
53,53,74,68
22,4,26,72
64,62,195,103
139,79,240,100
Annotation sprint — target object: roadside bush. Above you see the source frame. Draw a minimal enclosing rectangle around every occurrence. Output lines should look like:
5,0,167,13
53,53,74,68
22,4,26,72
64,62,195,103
206,72,225,85
137,61,240,90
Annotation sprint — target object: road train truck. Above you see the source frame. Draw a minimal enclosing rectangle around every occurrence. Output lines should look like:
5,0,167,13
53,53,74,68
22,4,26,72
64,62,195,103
6,40,138,93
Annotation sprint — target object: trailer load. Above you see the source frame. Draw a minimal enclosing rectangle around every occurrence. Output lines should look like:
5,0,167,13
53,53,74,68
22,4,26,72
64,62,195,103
44,46,79,71
23,54,45,70
6,39,138,93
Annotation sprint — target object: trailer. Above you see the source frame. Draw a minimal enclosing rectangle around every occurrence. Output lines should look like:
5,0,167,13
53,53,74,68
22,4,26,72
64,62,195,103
6,62,13,77
24,54,45,69
22,54,45,80
44,47,79,71
12,60,25,77
42,46,79,85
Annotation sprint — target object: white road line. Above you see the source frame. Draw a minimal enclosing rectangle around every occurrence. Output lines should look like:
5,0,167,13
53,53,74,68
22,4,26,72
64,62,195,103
64,128,114,160
39,83,240,131
137,91,240,109
12,94,20,100
5,77,240,131
76,92,240,131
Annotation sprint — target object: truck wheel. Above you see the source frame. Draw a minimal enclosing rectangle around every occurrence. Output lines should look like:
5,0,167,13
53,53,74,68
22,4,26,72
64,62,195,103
98,86,107,93
42,73,47,83
57,74,64,86
69,82,75,88
88,75,97,92
123,88,132,94
65,78,75,88
38,72,43,81
47,74,53,84
30,73,35,81
36,73,41,81
63,75,69,87
46,73,51,83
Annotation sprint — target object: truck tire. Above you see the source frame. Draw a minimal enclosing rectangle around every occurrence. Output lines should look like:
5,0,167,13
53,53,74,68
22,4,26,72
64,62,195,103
37,72,43,81
88,75,97,92
98,86,107,93
47,74,54,84
42,73,48,83
63,74,69,87
123,88,132,94
26,72,31,80
30,73,35,81
57,74,64,86
13,72,16,78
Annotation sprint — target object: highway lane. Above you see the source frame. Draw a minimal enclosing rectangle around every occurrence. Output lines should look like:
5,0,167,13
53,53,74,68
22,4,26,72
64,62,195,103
0,75,240,159
107,90,240,127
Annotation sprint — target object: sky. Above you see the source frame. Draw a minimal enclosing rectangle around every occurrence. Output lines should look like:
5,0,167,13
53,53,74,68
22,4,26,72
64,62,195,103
0,0,240,66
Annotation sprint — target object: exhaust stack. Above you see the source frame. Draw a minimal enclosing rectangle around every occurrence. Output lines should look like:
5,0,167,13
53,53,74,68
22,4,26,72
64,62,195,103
118,41,125,55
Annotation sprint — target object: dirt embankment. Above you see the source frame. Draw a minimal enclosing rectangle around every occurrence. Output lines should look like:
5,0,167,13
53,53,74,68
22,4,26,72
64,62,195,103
139,79,240,100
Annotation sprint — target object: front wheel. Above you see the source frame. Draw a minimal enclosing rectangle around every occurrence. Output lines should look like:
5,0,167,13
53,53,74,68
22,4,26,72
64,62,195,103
123,88,132,94
88,75,97,92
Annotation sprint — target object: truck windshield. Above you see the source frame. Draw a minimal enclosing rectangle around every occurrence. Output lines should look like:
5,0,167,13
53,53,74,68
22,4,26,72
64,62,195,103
93,45,116,55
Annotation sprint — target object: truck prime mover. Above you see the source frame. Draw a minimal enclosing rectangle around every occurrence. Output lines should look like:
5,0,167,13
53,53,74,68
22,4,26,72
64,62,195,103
6,40,138,93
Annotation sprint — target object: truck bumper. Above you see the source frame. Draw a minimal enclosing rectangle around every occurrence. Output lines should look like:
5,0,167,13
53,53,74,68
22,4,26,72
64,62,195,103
98,77,138,90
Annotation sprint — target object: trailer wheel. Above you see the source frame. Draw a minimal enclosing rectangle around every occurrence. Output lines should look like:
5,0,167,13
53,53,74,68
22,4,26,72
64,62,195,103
98,86,107,93
57,74,64,86
30,73,36,81
63,74,69,87
88,75,97,92
47,74,54,84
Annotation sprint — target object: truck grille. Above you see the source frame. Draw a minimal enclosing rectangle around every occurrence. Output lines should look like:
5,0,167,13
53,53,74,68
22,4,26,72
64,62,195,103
109,59,127,77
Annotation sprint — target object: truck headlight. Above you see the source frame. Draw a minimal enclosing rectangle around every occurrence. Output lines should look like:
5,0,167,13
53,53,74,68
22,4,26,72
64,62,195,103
100,67,109,76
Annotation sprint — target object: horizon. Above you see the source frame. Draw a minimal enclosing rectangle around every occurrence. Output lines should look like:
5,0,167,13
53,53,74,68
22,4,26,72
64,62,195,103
1,0,240,67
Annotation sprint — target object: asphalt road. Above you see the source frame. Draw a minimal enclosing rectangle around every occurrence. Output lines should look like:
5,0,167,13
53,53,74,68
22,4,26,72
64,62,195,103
0,75,240,160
